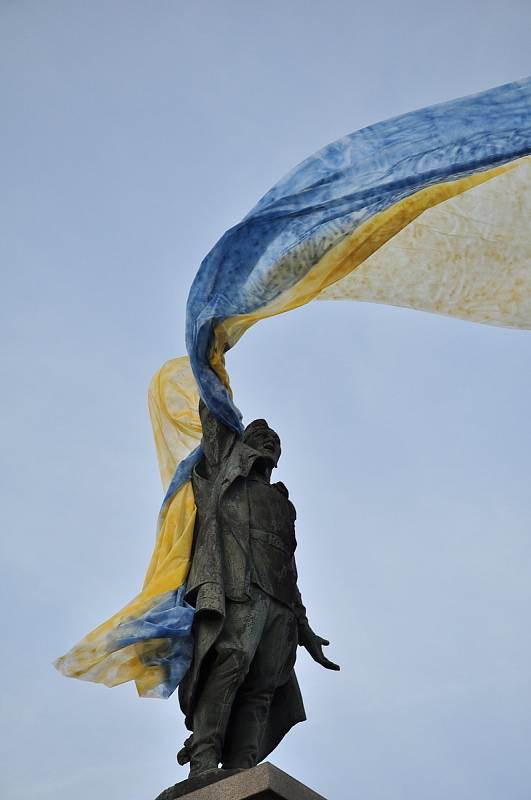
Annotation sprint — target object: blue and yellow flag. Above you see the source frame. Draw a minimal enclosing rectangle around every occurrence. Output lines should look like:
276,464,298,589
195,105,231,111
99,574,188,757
55,77,531,698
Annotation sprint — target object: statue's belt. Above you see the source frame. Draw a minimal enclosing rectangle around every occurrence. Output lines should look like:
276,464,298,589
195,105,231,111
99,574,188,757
249,527,295,557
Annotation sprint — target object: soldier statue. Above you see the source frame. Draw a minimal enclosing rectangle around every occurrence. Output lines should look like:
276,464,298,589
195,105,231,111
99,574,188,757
177,400,339,778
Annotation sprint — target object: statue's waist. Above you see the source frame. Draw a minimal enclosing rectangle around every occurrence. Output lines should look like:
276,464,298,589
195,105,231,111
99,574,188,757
249,527,295,557
249,528,297,608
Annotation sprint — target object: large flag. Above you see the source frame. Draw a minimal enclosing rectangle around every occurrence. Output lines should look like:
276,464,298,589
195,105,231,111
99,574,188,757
55,78,531,698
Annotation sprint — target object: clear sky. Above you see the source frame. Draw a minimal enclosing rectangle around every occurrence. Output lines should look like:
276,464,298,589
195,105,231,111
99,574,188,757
1,2,530,799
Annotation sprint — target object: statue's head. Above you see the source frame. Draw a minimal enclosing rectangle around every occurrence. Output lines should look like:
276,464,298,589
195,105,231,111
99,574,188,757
243,419,281,467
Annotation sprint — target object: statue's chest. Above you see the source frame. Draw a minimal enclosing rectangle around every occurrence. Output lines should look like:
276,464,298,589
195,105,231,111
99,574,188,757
247,480,294,535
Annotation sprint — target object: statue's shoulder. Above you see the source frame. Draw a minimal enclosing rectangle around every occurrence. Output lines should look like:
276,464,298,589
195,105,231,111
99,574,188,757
273,481,296,522
272,480,289,497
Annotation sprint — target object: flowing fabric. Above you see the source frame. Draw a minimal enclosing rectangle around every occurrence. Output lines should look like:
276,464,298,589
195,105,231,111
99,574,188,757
55,77,531,698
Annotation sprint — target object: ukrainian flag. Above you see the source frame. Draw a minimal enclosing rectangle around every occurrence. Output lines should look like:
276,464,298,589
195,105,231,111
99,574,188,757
55,77,531,699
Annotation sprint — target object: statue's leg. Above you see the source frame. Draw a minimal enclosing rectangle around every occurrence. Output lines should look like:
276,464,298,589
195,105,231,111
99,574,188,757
222,594,298,769
189,587,268,777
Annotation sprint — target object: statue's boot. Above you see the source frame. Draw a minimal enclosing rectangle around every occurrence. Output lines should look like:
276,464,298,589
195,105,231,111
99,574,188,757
188,764,219,779
222,684,274,768
188,738,219,778
188,648,250,776
222,598,296,768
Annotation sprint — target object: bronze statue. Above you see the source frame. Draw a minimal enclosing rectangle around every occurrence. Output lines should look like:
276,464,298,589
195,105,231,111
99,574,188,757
177,400,339,777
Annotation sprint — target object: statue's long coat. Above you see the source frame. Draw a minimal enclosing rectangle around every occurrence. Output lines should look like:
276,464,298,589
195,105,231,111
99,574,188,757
178,403,306,761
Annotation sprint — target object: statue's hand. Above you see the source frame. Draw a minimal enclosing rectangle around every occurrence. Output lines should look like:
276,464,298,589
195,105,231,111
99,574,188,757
299,623,340,671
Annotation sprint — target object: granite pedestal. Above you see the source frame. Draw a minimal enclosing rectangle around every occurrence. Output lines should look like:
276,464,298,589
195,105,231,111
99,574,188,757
155,763,328,800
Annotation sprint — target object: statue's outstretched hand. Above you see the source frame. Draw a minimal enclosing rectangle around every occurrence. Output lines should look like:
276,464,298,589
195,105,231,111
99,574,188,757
299,623,340,671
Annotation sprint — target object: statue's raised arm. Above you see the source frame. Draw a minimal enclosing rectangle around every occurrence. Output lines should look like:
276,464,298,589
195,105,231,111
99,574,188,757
197,398,238,479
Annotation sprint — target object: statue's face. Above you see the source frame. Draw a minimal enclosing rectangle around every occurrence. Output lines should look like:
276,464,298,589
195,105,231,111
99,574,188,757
243,419,281,466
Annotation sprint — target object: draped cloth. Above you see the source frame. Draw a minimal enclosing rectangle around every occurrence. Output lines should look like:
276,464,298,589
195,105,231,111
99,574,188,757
55,78,531,699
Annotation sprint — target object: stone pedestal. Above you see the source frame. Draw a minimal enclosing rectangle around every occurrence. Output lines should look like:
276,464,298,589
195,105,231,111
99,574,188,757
155,762,328,800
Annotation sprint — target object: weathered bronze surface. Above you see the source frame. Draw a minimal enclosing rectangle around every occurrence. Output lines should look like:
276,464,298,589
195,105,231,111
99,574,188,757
177,402,339,778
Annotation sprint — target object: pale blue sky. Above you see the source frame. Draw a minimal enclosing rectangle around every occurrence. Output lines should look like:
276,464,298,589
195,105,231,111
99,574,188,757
1,2,530,799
